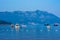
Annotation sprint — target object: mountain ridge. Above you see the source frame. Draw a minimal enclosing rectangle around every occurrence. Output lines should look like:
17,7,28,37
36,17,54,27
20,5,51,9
0,10,60,25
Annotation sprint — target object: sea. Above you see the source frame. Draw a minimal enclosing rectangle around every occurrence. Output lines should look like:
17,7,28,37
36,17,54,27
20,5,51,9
0,24,60,40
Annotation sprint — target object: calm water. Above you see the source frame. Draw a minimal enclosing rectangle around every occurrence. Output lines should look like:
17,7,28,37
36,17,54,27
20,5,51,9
0,24,60,40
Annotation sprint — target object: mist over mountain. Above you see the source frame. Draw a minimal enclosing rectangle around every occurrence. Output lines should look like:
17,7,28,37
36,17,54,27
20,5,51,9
0,10,60,25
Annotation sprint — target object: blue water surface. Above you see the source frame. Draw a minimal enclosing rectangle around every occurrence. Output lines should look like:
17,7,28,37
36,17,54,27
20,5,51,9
0,24,60,40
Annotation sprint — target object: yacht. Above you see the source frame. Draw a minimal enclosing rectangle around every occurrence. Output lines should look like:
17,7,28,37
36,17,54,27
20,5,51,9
44,23,50,29
54,23,59,26
15,23,20,30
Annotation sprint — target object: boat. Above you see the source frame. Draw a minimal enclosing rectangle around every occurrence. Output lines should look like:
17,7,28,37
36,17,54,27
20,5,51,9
44,23,50,29
15,23,20,30
54,23,59,26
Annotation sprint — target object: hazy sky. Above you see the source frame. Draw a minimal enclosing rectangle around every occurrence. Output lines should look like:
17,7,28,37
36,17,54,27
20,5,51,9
0,0,60,17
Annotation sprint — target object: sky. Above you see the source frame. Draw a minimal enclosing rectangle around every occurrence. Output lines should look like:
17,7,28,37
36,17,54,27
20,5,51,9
0,0,60,17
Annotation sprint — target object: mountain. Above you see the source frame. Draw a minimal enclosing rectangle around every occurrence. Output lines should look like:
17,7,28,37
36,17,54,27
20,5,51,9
0,10,60,25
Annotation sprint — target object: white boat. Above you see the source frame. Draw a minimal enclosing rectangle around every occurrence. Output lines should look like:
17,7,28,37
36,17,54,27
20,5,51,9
44,24,51,29
46,25,50,29
15,23,20,31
